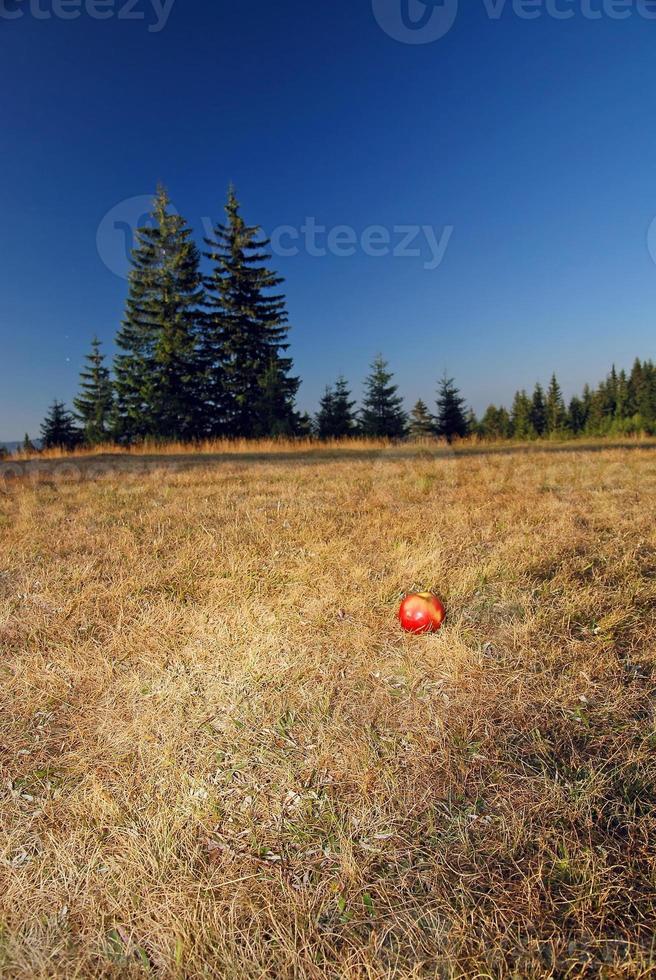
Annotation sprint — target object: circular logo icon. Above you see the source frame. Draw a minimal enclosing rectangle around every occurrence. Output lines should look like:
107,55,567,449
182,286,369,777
96,194,172,280
372,0,458,44
648,215,656,267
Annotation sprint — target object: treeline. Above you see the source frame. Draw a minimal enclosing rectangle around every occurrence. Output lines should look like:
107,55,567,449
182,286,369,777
474,361,656,440
40,185,302,450
29,185,656,449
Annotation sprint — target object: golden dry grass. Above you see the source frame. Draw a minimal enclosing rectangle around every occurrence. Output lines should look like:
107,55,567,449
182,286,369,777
0,443,655,978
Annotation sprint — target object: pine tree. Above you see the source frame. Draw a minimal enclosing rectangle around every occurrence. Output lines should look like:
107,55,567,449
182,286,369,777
203,187,299,437
546,373,567,435
114,185,204,443
530,383,547,437
22,433,36,453
510,390,534,439
40,401,80,450
359,356,407,438
74,337,113,445
408,399,436,440
435,374,468,443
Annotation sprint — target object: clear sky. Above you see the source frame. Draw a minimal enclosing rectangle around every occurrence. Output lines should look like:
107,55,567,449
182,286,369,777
1,0,656,440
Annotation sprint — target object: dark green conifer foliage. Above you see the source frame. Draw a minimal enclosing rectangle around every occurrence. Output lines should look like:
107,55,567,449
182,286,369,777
40,401,80,450
480,404,511,440
74,337,113,445
316,386,335,439
510,390,534,439
359,356,407,438
316,377,357,439
114,185,204,442
546,373,567,435
435,374,468,443
203,187,299,437
567,396,586,434
408,399,436,439
22,433,36,453
251,360,300,437
466,407,479,437
530,383,547,437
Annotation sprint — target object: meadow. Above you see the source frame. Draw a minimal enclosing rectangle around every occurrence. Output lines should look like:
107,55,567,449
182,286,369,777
0,440,655,978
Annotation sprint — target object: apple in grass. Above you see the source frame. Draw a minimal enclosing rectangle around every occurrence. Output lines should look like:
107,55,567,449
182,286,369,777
398,592,446,634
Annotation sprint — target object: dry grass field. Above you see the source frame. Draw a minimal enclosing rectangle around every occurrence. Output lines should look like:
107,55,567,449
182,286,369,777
1,441,655,978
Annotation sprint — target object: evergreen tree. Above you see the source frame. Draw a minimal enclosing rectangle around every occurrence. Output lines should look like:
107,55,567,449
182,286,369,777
40,401,80,450
359,356,407,438
296,412,314,438
251,359,299,437
408,399,436,439
435,374,468,443
316,376,357,439
567,396,586,434
546,373,567,435
480,404,511,440
74,336,113,445
331,377,357,438
203,186,299,437
615,369,630,421
316,386,335,439
22,433,36,454
530,383,547,437
466,407,480,437
114,185,204,442
510,390,534,440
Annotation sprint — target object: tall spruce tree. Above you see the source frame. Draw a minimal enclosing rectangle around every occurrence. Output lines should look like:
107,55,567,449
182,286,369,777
114,185,204,442
74,337,113,445
40,401,80,450
359,356,407,438
203,187,299,437
435,374,468,443
546,373,567,435
408,399,436,439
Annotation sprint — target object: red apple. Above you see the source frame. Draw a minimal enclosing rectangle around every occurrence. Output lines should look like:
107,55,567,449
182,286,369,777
398,592,446,634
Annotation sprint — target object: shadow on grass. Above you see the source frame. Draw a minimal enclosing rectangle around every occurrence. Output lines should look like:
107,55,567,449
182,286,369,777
1,439,655,484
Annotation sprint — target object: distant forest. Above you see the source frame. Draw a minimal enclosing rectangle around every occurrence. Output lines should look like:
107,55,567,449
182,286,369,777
12,187,656,452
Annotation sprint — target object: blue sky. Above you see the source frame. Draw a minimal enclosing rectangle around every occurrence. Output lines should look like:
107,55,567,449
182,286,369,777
1,0,656,440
